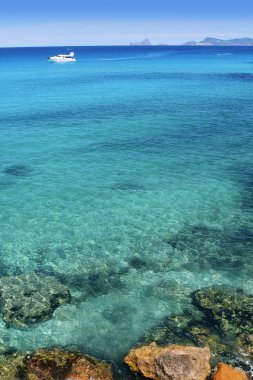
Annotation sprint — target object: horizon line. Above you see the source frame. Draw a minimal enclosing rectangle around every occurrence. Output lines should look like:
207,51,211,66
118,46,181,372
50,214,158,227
1,43,252,49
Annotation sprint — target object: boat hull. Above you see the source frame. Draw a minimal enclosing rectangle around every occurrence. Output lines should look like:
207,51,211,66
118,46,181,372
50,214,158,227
48,57,76,62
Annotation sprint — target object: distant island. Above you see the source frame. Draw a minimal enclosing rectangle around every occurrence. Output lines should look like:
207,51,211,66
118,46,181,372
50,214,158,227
128,37,253,47
184,37,253,46
130,38,152,46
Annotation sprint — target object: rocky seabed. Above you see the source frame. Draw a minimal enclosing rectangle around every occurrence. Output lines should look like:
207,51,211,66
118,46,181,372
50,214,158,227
0,273,252,379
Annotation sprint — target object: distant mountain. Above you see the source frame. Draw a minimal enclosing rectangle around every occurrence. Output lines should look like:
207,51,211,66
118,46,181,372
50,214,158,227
130,39,152,46
184,37,253,46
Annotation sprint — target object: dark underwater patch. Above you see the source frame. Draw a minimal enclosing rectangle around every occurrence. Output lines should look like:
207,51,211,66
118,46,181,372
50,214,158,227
231,165,253,186
214,72,253,82
0,178,16,189
164,224,253,275
0,262,12,277
241,191,253,212
61,71,253,85
52,71,212,85
84,131,185,154
36,266,128,302
229,164,253,211
127,256,148,269
225,73,253,81
3,164,32,177
87,137,148,152
110,182,145,191
102,304,137,324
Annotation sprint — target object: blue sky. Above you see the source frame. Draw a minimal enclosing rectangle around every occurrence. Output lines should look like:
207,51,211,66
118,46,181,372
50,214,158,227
0,0,253,46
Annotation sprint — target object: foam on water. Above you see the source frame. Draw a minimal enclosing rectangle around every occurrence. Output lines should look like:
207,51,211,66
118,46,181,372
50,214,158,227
0,46,253,370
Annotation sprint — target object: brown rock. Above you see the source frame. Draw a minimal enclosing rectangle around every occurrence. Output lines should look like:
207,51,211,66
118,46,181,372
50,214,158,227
66,356,112,380
124,342,211,380
213,363,248,380
24,348,76,379
22,348,113,380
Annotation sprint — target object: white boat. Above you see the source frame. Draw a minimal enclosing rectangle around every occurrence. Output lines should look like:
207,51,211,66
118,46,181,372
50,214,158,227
48,52,76,62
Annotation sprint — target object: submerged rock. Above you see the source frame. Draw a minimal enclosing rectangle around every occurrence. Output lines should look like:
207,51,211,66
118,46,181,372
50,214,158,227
213,362,248,380
141,308,206,347
0,353,25,380
21,348,113,380
237,333,253,369
191,285,253,335
34,250,129,301
136,285,253,373
164,224,253,275
3,164,32,177
141,308,236,366
0,273,71,327
140,304,253,369
124,342,211,380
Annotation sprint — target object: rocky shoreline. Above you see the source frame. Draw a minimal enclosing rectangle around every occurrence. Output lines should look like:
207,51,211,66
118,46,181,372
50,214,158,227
0,274,252,379
0,341,251,379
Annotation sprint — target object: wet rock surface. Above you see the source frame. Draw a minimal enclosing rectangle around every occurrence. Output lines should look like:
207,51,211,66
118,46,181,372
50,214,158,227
66,356,113,380
213,362,248,380
124,343,211,380
0,273,71,327
21,348,113,380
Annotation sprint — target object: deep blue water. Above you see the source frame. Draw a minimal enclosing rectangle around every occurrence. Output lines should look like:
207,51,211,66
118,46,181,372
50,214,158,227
0,45,253,369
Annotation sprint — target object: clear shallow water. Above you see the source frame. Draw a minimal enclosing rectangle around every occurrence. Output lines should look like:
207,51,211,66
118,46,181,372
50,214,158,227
0,46,253,366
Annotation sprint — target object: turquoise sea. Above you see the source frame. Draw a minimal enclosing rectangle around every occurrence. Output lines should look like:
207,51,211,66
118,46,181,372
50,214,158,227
0,46,253,376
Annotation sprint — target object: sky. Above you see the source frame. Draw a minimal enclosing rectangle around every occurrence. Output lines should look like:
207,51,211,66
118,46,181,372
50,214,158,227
0,0,253,47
